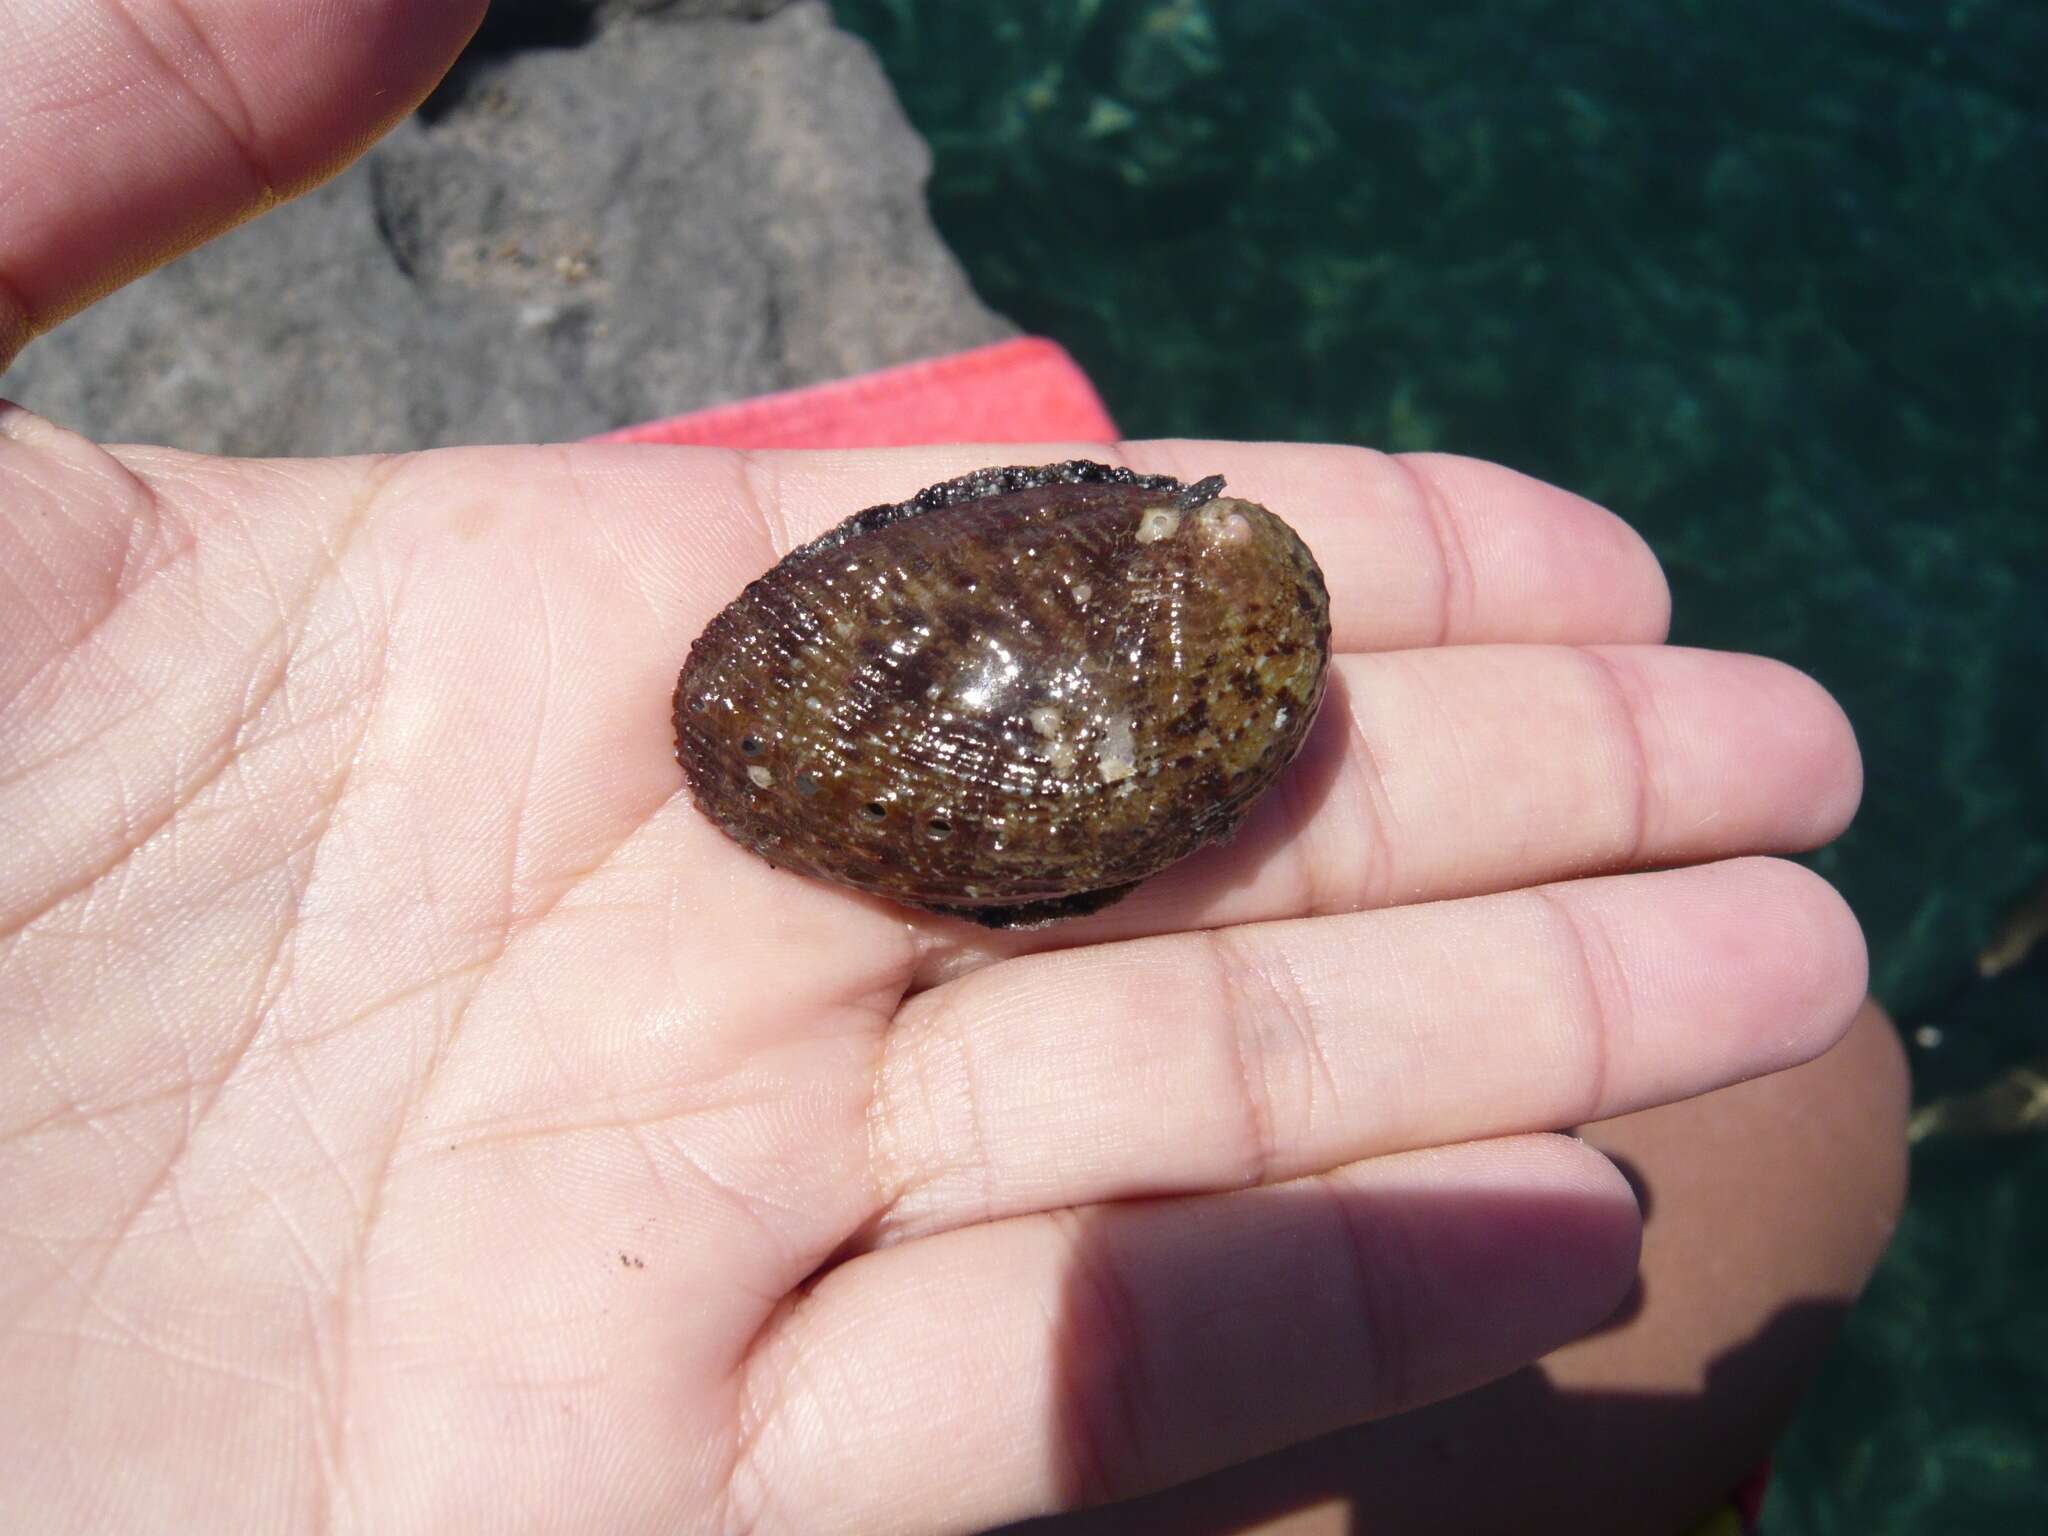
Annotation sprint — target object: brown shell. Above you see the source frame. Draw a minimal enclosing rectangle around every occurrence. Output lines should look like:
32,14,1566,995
673,461,1330,925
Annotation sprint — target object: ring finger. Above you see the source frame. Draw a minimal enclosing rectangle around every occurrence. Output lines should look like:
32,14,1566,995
864,855,1868,1245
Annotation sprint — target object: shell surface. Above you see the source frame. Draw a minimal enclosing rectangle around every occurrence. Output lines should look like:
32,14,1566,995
674,461,1330,925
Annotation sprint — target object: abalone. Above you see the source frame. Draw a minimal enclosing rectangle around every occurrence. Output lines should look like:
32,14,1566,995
674,461,1329,925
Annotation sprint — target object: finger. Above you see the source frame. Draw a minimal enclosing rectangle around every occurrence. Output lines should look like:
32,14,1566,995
1008,1001,1910,1536
863,859,1867,1245
1131,441,1673,650
710,439,1672,653
929,640,1862,965
735,1135,1641,1535
1,0,486,365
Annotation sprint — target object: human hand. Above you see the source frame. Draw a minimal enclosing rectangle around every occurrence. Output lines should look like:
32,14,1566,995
1,5,1868,1532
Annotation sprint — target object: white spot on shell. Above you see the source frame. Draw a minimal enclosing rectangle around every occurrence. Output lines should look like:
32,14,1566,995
1197,497,1259,549
1097,715,1138,783
1135,506,1182,543
747,766,774,789
1274,707,1289,731
806,695,824,712
1029,705,1081,775
1072,582,1093,605
1198,500,1256,548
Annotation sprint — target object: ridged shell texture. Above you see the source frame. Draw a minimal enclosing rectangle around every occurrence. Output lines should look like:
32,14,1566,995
674,462,1330,925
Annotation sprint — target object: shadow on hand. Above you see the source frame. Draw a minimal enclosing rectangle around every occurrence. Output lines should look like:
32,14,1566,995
991,1163,1848,1536
1118,661,1361,932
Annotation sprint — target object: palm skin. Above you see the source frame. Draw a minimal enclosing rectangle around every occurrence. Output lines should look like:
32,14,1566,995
1,6,1869,1533
1,426,1866,1534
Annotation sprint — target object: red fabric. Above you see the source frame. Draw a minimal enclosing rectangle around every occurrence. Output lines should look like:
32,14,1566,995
1734,1457,1771,1527
588,336,1121,450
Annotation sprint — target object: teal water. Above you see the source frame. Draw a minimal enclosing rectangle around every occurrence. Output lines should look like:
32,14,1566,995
834,0,2048,1527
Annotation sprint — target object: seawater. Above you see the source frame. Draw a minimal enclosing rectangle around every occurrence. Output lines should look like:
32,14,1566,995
836,1,2048,1529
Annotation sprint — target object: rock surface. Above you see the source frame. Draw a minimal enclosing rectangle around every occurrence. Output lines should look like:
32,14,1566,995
0,0,1012,456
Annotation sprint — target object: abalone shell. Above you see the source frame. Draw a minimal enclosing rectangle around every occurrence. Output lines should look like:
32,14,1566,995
674,461,1330,925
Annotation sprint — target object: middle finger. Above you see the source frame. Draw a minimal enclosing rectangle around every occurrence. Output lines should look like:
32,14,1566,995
922,640,1860,974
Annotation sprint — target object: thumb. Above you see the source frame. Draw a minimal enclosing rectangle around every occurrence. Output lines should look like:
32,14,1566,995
0,0,485,370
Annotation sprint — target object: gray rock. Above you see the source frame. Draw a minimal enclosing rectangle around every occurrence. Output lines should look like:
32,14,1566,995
1,1,1011,456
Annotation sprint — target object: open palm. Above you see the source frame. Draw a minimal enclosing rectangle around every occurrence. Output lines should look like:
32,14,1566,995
1,6,1868,1533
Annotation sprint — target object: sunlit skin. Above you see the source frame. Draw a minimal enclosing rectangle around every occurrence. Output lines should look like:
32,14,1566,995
2,5,1901,1533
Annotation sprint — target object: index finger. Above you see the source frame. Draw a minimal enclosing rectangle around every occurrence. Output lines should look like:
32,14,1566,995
1133,440,1673,651
720,439,1672,655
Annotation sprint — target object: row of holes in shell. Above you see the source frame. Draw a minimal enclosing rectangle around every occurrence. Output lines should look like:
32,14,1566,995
740,731,956,838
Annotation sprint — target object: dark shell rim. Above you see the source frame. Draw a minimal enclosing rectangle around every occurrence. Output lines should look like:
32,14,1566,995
799,459,1228,560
